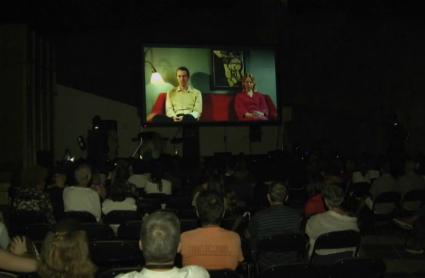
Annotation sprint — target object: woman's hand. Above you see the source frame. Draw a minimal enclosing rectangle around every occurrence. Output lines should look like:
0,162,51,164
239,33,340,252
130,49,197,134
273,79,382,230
9,236,28,256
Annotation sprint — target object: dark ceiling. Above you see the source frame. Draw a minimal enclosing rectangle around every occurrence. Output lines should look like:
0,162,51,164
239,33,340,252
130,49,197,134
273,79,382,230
1,0,420,41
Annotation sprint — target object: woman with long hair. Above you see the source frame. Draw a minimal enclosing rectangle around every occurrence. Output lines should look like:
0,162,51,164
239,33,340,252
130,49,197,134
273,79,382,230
38,220,96,278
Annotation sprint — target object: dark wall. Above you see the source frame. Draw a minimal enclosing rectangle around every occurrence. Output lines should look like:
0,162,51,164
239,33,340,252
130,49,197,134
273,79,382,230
6,0,425,156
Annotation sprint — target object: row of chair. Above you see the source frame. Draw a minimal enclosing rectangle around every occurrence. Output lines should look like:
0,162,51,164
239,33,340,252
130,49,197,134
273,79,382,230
11,214,247,242
95,257,386,278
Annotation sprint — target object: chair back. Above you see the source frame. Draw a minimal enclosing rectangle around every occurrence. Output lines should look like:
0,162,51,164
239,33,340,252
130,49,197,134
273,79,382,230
80,223,115,240
103,210,139,225
117,220,143,240
0,271,19,278
208,269,243,278
327,258,386,278
258,233,307,254
400,189,425,213
348,182,371,198
259,263,317,278
90,240,143,267
10,210,48,226
310,230,361,264
62,211,97,223
372,191,401,217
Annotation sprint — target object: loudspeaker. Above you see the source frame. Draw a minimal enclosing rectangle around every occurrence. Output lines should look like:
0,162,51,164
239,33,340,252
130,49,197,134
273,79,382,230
249,126,262,142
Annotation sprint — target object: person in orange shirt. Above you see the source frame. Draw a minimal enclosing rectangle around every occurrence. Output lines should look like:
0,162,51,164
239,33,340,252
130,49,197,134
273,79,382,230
180,190,244,270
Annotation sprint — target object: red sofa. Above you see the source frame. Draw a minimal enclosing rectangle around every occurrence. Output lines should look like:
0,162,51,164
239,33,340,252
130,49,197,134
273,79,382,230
147,92,277,122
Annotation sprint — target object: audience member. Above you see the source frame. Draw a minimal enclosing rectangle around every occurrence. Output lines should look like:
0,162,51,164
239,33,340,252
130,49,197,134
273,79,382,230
397,159,425,196
247,182,301,267
128,161,151,190
364,160,398,211
304,180,326,218
110,159,137,197
91,171,107,200
12,165,55,224
102,185,137,215
63,164,101,222
144,164,172,195
38,219,96,278
46,165,67,221
227,156,255,206
117,210,209,277
351,159,379,184
305,184,359,263
181,191,244,270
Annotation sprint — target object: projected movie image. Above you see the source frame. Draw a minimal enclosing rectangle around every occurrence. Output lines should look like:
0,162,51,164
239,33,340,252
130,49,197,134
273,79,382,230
143,46,279,124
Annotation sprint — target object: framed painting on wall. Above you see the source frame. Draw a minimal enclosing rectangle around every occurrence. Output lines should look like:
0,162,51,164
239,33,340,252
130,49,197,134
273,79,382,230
211,49,245,89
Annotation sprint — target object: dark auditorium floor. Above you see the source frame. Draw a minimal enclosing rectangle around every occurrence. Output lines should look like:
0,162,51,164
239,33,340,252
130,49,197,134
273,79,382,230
359,227,425,278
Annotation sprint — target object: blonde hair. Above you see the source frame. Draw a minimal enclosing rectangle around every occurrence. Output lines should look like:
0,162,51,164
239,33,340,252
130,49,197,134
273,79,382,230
241,73,256,91
38,230,96,278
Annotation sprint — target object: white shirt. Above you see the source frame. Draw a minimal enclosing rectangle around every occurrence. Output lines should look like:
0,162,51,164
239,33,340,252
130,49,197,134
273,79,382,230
352,170,380,184
128,174,151,189
305,210,359,257
102,197,137,215
397,172,425,195
63,186,102,222
145,179,172,195
116,265,209,278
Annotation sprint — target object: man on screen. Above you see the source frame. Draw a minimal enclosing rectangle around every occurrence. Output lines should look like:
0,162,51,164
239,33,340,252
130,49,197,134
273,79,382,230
153,66,202,123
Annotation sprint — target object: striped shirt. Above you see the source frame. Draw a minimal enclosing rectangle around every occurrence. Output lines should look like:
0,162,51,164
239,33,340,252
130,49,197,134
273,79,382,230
248,205,302,268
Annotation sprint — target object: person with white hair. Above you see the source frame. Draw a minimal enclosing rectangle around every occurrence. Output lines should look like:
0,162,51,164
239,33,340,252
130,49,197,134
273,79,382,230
117,210,209,278
305,184,359,259
63,164,101,222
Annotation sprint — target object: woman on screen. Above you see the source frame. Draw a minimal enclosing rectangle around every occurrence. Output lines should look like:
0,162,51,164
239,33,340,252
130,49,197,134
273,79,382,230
234,73,269,121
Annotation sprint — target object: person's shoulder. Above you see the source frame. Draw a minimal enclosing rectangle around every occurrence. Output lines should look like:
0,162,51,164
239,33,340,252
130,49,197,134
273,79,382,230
115,270,141,278
180,265,209,277
190,87,202,94
181,228,198,239
168,87,178,94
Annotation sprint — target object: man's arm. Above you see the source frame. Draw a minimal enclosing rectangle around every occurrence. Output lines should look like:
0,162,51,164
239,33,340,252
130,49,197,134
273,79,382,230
165,91,177,118
255,93,269,117
190,90,202,119
234,93,250,120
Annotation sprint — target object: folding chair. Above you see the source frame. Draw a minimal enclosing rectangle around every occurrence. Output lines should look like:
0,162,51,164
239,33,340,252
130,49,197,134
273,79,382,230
117,220,143,240
80,223,115,240
310,230,361,266
90,240,144,267
0,272,18,278
327,258,386,278
103,210,139,225
255,233,307,273
399,189,425,216
208,269,244,278
62,211,97,223
371,191,401,232
259,263,318,278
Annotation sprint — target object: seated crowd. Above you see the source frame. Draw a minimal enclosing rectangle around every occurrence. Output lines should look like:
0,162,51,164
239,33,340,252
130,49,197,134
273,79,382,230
1,150,425,276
